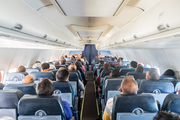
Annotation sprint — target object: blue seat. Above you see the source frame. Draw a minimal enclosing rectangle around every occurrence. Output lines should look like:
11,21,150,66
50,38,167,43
55,65,66,69
26,68,39,74
126,72,146,80
121,61,130,66
18,95,66,120
3,83,36,95
53,81,74,106
5,72,28,84
108,61,116,65
0,90,23,119
119,68,135,77
162,94,180,114
171,79,180,94
0,83,4,90
112,94,158,120
115,65,129,71
160,75,176,81
69,72,79,96
104,79,122,104
30,71,55,83
144,68,157,73
138,80,174,106
100,70,112,85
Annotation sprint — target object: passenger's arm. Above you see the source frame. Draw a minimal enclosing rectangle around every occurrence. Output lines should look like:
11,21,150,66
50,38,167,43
62,101,73,120
78,80,84,91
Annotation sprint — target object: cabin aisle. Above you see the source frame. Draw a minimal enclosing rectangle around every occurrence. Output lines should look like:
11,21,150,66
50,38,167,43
81,66,99,120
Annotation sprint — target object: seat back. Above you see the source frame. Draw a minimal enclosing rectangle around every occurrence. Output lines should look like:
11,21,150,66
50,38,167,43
119,68,135,77
26,68,40,74
69,72,79,94
115,65,129,71
160,75,176,81
3,83,36,95
50,69,58,77
112,94,158,120
55,65,66,69
104,79,122,103
138,80,174,106
108,61,116,65
171,79,180,93
121,61,130,66
0,83,4,90
30,71,55,83
162,94,180,114
126,72,146,80
0,90,23,119
18,95,66,120
143,68,157,73
53,81,74,106
5,72,28,84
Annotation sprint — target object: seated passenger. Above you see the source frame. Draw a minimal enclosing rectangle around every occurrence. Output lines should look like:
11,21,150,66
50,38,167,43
146,70,160,80
75,61,87,85
22,75,34,84
103,76,138,120
64,55,70,61
49,62,56,70
135,66,144,73
61,59,66,65
109,69,119,78
153,111,180,120
36,78,73,120
163,69,175,76
92,55,100,64
115,58,122,66
41,63,55,79
18,66,26,72
55,62,60,66
130,61,138,69
32,61,41,70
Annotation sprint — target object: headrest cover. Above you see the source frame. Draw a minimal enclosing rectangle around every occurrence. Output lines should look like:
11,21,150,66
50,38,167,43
5,72,27,81
162,94,180,114
0,90,24,108
30,71,54,81
53,81,72,93
126,72,146,80
119,69,135,76
138,80,174,93
3,83,36,95
112,94,158,120
18,95,65,116
69,72,79,81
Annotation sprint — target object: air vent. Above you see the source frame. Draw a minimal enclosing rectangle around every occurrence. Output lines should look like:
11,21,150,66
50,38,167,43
13,24,23,30
157,24,169,31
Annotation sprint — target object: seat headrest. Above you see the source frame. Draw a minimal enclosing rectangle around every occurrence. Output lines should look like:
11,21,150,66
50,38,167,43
160,75,176,81
55,65,66,69
18,95,65,116
53,81,72,93
162,94,180,114
3,83,36,95
138,80,174,93
105,80,122,91
112,94,158,120
5,72,28,81
69,72,79,81
119,69,135,76
0,83,4,90
0,90,23,108
144,68,157,73
30,71,55,81
126,72,146,80
171,79,180,93
101,70,112,78
26,68,40,74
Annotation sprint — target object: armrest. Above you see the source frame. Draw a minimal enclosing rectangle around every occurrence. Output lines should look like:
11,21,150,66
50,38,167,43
73,96,79,111
80,91,84,99
101,99,105,111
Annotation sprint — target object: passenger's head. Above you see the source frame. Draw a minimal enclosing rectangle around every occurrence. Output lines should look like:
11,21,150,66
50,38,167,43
100,60,104,65
130,61,138,69
111,57,115,61
61,59,66,65
41,63,50,71
117,58,121,63
65,55,68,58
95,55,98,58
56,67,69,81
55,62,60,65
153,111,180,120
18,66,26,72
120,57,123,61
22,75,34,84
135,66,144,73
110,69,119,77
36,78,54,96
120,76,138,94
60,56,64,60
70,57,74,61
75,61,82,68
146,70,160,80
68,64,77,71
163,69,175,76
103,63,111,70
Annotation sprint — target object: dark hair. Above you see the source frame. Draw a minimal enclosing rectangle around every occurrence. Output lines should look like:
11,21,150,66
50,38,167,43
18,66,26,72
153,111,180,120
100,60,104,64
61,59,66,65
163,69,175,76
110,64,115,68
130,61,138,68
135,66,144,73
41,63,50,70
146,70,160,80
36,78,54,96
117,58,121,63
75,61,82,68
111,69,119,77
55,62,60,65
111,57,115,61
103,63,111,70
65,55,68,58
56,67,69,81
120,57,123,61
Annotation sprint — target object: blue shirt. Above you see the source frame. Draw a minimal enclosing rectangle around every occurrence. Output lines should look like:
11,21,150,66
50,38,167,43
62,101,72,120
